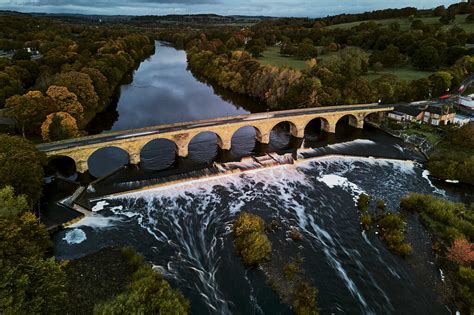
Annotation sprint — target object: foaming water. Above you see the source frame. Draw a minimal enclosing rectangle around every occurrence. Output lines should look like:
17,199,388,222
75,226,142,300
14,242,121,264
54,155,449,314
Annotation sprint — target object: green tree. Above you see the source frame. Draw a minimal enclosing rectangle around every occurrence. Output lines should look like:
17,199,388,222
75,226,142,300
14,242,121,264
94,248,189,315
0,135,44,204
413,46,440,70
0,212,66,314
0,186,29,218
430,71,453,96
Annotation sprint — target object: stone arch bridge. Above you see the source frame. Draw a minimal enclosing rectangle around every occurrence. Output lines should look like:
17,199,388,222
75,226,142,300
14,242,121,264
36,104,393,173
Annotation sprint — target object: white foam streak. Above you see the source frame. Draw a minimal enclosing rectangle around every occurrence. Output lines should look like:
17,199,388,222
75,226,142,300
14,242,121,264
69,213,122,228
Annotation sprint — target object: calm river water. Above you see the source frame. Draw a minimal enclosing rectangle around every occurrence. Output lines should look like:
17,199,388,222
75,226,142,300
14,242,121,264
52,41,471,314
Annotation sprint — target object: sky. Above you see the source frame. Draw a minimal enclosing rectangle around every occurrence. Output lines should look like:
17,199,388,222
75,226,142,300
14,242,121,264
0,0,463,17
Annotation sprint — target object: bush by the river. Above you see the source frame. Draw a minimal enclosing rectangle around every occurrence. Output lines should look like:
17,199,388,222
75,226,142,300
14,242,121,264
427,123,474,185
356,193,412,256
94,247,190,314
377,212,413,257
400,193,474,313
233,212,272,266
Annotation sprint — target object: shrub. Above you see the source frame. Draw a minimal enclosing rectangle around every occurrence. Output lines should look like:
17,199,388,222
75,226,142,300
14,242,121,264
377,212,412,257
94,248,189,314
233,212,272,266
447,239,474,266
291,282,318,315
357,193,370,212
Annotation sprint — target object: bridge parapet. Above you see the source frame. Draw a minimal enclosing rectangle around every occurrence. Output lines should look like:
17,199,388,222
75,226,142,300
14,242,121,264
37,104,393,173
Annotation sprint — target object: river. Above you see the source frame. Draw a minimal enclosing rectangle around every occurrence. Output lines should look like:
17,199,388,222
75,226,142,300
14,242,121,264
50,41,471,314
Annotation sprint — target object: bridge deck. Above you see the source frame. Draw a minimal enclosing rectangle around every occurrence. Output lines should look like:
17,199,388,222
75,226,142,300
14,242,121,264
37,103,393,152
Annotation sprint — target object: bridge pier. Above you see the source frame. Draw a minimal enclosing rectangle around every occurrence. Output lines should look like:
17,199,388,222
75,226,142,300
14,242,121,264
322,121,336,133
349,119,364,129
256,133,270,144
217,138,232,151
177,145,188,158
76,160,88,174
129,153,141,165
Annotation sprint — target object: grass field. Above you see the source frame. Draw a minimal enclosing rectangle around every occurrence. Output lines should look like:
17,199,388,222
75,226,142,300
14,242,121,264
363,68,434,82
257,46,309,70
324,14,474,32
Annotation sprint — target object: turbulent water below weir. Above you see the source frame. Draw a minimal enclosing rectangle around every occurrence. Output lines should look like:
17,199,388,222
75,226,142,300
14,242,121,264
54,145,461,314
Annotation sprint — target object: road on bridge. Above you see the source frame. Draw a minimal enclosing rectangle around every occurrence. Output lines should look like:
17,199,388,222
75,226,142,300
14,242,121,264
37,103,391,152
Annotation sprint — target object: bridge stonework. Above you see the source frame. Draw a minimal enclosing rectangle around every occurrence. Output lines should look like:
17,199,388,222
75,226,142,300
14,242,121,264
37,104,393,173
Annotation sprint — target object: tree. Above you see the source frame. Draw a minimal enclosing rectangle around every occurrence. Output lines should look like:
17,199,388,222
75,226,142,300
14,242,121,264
94,248,189,314
0,71,23,108
297,38,318,60
0,212,66,314
46,85,84,120
5,93,48,137
54,71,99,112
430,71,453,96
440,11,456,25
0,186,29,218
0,135,44,204
245,38,266,58
381,45,402,67
12,48,31,61
413,46,440,70
41,112,80,141
434,5,446,17
225,37,239,50
81,67,111,108
447,239,474,266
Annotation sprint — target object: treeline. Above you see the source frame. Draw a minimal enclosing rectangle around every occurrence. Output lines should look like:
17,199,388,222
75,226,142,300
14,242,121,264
0,14,155,141
159,26,474,110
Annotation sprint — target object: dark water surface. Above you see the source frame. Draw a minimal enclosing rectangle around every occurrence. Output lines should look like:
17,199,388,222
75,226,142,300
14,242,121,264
50,41,472,314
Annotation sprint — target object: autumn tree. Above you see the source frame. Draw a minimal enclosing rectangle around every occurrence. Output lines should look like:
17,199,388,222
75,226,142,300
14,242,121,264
447,239,474,266
54,71,99,112
46,85,83,120
5,92,48,137
41,112,80,141
0,135,44,204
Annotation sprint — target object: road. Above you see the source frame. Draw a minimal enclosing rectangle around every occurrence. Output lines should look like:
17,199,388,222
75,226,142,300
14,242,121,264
36,103,393,152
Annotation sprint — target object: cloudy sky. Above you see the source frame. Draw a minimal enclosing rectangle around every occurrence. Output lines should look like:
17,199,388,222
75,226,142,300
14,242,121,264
0,0,462,17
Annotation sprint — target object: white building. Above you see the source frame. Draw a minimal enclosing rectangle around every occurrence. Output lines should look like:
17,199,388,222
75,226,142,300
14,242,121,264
453,114,471,126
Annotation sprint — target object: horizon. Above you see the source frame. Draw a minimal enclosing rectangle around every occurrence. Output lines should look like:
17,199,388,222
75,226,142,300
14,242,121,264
0,0,463,18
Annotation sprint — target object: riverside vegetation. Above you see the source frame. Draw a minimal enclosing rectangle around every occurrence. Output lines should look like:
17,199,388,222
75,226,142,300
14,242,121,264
233,212,318,315
356,193,413,257
0,134,189,314
400,193,474,313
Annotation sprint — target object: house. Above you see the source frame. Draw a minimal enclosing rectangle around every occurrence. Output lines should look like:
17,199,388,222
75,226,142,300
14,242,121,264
453,114,471,126
387,105,424,122
422,105,455,126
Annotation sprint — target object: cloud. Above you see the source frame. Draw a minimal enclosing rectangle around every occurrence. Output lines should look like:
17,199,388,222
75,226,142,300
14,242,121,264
0,0,461,17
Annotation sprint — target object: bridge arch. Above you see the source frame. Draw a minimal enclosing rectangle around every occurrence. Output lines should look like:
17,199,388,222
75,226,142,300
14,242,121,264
336,114,362,132
230,125,261,156
140,138,177,170
46,155,77,179
304,117,331,138
87,146,130,178
187,131,225,162
267,120,300,150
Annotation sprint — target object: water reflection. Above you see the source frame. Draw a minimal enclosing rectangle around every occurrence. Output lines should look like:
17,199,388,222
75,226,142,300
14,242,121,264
87,41,258,133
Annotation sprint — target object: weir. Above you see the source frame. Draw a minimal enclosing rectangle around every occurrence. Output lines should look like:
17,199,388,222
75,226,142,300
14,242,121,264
37,103,393,173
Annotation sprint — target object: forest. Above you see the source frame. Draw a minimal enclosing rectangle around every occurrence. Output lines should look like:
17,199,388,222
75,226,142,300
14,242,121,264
0,13,155,140
154,1,474,110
